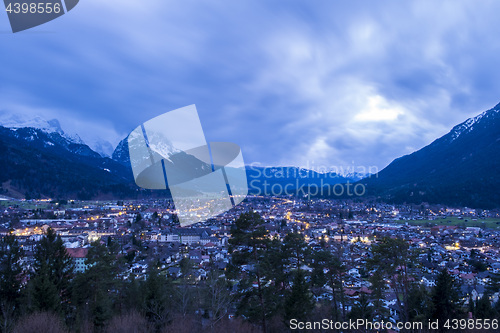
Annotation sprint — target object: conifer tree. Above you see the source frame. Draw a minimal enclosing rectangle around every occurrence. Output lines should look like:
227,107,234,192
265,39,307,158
430,270,464,331
284,269,314,322
142,265,173,330
228,212,270,333
282,232,310,269
29,228,73,314
348,293,374,321
475,293,495,319
368,237,413,322
0,233,24,331
310,249,345,321
71,240,119,329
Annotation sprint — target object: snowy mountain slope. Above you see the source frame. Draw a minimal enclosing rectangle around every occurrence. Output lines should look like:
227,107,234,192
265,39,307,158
0,125,135,199
0,111,114,157
449,104,500,142
0,112,84,144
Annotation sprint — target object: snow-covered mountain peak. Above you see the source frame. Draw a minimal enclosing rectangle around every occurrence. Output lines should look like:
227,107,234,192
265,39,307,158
0,112,84,143
0,112,119,155
450,104,500,142
0,112,63,133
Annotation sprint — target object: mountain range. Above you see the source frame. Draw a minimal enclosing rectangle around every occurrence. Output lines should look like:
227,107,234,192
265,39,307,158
1,102,499,208
0,124,137,200
361,102,500,208
0,111,115,157
111,137,363,193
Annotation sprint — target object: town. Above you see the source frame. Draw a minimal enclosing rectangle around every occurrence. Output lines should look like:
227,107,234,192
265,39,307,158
1,196,500,332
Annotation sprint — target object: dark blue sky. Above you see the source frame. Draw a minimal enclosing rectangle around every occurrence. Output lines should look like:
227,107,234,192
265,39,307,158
1,0,500,172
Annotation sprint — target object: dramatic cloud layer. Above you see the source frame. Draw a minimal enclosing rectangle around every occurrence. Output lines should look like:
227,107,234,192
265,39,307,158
1,0,500,170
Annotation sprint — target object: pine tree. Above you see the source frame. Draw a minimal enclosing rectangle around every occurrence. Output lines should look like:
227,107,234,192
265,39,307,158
30,267,61,313
260,236,287,316
407,283,431,323
29,228,73,314
493,299,500,317
368,270,388,320
228,212,270,333
486,272,500,295
142,265,173,330
284,269,314,322
71,240,119,329
0,233,24,332
348,293,374,321
475,293,495,319
135,212,143,224
430,270,464,331
368,237,413,322
282,232,310,270
310,249,345,321
121,276,144,313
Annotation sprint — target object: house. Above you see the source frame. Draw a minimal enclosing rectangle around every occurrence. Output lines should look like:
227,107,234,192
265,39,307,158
421,274,436,287
158,228,211,245
189,249,202,264
348,268,360,278
167,267,181,278
66,248,89,273
460,273,476,285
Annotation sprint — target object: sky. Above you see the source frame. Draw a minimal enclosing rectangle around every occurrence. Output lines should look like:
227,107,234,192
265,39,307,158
1,0,500,173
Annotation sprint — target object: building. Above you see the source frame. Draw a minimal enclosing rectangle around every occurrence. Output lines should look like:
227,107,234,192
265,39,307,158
66,248,89,273
158,228,211,245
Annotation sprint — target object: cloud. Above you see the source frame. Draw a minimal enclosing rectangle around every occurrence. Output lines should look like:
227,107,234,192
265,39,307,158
354,96,405,122
1,0,500,170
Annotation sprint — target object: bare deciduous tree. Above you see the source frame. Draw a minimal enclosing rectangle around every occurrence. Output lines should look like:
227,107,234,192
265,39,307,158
105,310,150,333
13,312,67,333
